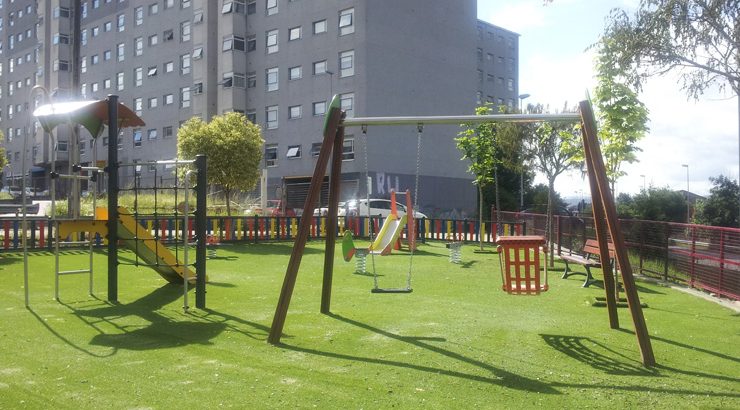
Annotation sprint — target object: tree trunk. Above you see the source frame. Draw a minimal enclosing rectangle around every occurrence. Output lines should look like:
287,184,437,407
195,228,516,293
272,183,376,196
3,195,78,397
547,177,555,266
225,188,232,216
478,184,484,250
494,167,502,236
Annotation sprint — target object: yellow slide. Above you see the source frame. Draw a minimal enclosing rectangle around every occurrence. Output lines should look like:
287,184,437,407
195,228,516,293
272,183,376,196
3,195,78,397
116,207,198,284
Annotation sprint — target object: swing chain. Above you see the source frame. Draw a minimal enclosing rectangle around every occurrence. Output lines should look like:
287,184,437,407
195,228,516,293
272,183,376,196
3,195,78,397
406,123,424,290
361,125,379,289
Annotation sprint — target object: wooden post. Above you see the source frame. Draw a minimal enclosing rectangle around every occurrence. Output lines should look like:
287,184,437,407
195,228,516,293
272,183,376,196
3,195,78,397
268,98,343,345
321,124,345,314
580,100,655,367
581,126,619,329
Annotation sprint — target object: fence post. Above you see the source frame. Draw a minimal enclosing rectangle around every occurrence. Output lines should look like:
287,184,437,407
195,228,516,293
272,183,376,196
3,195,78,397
718,230,725,297
689,225,697,287
663,223,670,281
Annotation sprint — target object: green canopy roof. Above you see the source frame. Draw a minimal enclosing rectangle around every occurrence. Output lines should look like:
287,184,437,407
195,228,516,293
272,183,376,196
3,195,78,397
32,99,145,138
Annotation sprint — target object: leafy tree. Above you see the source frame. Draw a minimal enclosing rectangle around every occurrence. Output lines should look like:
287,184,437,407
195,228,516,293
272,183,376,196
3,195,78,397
617,188,687,222
523,184,567,214
457,104,523,247
520,104,581,249
695,175,740,227
599,0,738,101
178,112,264,215
593,40,650,193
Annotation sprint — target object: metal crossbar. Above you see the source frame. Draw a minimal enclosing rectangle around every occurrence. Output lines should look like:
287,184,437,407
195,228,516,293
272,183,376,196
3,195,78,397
343,113,580,127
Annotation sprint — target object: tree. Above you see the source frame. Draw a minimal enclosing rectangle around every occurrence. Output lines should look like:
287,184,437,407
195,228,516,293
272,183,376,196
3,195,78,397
177,112,264,215
593,40,650,193
520,104,581,251
617,188,687,222
599,0,738,100
695,175,740,227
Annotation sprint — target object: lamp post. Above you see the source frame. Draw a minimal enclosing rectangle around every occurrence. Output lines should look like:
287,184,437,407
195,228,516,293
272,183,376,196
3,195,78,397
518,93,530,210
640,174,646,191
682,164,690,224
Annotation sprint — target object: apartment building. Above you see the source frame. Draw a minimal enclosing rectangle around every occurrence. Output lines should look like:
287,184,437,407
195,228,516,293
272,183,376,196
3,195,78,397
0,0,518,216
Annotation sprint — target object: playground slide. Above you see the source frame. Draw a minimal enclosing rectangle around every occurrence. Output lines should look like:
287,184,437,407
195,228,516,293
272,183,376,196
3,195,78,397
343,213,408,261
116,207,197,284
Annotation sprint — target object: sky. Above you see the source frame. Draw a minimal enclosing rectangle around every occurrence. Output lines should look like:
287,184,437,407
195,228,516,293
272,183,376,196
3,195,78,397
477,0,738,200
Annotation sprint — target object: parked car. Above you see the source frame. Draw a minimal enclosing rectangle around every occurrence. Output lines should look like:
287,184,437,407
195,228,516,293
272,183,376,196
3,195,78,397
7,186,23,198
340,199,427,219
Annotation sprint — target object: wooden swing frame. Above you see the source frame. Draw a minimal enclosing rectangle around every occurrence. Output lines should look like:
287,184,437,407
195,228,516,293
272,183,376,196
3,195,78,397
266,96,655,368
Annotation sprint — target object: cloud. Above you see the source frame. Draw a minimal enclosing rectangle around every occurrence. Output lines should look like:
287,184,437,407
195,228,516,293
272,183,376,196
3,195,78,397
479,0,548,33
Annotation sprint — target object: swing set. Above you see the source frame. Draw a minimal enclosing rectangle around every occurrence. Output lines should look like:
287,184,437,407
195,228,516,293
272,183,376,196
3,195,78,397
267,95,656,367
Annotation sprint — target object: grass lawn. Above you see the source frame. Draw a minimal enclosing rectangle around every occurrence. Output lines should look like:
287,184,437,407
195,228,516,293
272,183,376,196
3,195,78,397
0,241,738,409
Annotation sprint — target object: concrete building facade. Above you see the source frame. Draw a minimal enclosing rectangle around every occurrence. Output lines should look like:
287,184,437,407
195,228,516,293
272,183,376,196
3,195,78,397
0,0,518,217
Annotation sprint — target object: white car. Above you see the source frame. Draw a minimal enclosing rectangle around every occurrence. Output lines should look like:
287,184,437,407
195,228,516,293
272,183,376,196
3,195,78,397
342,199,427,219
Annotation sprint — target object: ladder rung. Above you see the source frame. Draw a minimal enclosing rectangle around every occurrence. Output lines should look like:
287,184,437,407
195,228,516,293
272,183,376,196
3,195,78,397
58,269,91,275
58,241,93,245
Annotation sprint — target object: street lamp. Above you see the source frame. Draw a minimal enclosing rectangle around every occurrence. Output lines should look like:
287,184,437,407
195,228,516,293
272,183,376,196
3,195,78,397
682,164,690,224
518,93,530,210
640,174,646,191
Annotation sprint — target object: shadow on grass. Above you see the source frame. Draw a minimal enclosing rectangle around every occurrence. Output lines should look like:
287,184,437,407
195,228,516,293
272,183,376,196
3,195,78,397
27,307,117,358
459,260,477,269
223,242,325,256
67,285,228,351
277,313,560,394
541,334,657,376
545,332,740,395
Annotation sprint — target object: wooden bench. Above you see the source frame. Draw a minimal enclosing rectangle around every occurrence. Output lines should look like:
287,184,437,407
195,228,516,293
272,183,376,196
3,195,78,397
559,239,615,287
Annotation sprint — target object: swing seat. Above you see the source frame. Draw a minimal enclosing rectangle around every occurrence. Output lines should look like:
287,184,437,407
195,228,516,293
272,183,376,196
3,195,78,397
371,287,413,294
496,235,549,296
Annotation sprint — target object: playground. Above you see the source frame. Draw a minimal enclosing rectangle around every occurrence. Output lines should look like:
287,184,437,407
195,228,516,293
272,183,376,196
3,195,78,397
0,242,737,408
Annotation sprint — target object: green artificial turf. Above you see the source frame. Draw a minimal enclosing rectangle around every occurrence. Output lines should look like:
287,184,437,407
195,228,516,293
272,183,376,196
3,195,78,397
0,242,738,409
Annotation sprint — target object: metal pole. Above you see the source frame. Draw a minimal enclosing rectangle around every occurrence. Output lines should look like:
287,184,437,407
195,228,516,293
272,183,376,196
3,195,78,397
342,113,580,127
195,154,207,308
682,164,689,224
183,170,194,311
107,95,119,303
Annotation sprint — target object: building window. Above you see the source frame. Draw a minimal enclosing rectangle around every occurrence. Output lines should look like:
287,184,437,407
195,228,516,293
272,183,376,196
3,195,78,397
180,87,191,107
266,30,278,54
149,34,158,46
247,35,256,52
194,9,204,23
313,101,326,116
164,93,174,105
266,105,278,129
246,109,256,123
477,48,483,62
192,82,203,95
289,66,302,80
222,72,245,88
53,59,69,71
246,72,256,88
165,61,174,73
163,126,174,139
507,78,513,91
286,145,301,159
135,6,144,25
181,21,191,42
104,21,112,32
339,8,354,35
340,93,354,117
342,138,354,161
288,26,301,41
148,128,157,140
192,47,203,59
53,33,70,45
313,19,327,34
117,43,125,61
148,66,158,77
149,3,159,15
265,144,278,167
164,29,174,42
81,58,87,73
135,37,144,56
133,129,142,147
288,105,301,119
134,67,143,86
311,143,322,157
148,97,158,108
117,72,124,91
223,36,245,52
266,0,277,15
266,67,278,92
247,0,256,15
117,14,125,32
182,0,191,8
180,53,191,74
339,50,354,77
313,60,327,75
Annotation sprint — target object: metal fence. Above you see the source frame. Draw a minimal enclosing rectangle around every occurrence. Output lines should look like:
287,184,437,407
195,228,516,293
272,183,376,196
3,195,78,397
499,211,740,301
